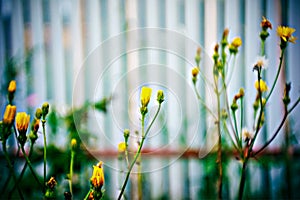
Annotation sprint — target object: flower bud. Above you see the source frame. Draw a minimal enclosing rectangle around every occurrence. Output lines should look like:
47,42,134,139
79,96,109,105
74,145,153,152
8,80,16,93
35,108,43,119
42,102,50,118
3,105,16,125
157,90,164,104
140,87,152,108
118,142,126,153
71,138,77,150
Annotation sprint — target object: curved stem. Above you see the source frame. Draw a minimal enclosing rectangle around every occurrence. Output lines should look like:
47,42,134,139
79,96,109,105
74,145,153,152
240,97,244,147
118,104,161,200
249,69,264,150
42,120,47,189
20,145,43,190
9,142,34,196
254,96,300,156
266,49,285,102
2,139,24,199
69,150,75,196
193,83,217,120
232,111,240,148
84,188,93,200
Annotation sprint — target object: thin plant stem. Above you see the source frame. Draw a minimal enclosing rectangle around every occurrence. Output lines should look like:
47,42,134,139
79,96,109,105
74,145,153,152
240,97,244,147
9,142,34,196
2,139,24,200
118,104,161,200
84,188,93,200
232,111,240,148
42,120,47,189
193,83,218,120
266,49,285,102
222,121,240,151
216,88,223,200
238,159,248,200
20,145,43,190
254,96,300,156
261,40,265,56
69,150,75,196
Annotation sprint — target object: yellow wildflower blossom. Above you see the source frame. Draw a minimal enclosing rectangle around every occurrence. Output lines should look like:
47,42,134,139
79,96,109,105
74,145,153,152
140,87,152,108
16,112,30,134
255,80,268,92
231,37,242,48
277,26,297,43
118,142,126,153
90,161,105,189
3,105,16,125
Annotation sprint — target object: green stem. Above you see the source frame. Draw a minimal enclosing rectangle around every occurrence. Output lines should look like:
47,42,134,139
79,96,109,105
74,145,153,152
216,88,223,200
240,97,244,147
69,150,75,196
84,188,93,200
9,142,34,196
118,104,161,200
2,139,24,199
249,69,264,150
254,96,300,156
42,120,47,188
261,40,265,56
238,159,248,200
232,111,240,148
20,145,43,190
193,83,217,120
266,49,285,102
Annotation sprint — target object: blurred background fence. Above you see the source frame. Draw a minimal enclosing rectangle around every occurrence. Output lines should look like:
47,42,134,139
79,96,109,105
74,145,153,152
1,0,300,199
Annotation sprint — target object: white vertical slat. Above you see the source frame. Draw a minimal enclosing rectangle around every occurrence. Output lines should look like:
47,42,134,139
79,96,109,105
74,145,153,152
125,0,139,198
145,1,164,198
11,0,26,109
84,0,103,148
107,0,123,198
30,0,47,105
288,0,300,132
184,1,203,199
165,0,185,198
70,0,84,107
265,0,284,148
224,0,243,98
49,0,66,105
204,0,218,153
244,0,261,131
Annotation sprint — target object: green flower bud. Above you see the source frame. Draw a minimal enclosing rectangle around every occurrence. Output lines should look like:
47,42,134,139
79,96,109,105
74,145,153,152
157,90,164,104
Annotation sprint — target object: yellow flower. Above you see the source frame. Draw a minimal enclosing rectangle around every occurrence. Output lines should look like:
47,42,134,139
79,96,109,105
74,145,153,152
191,67,200,77
71,138,77,149
3,105,16,125
277,26,297,43
255,80,268,92
261,16,272,30
8,80,16,93
90,161,105,189
140,87,152,108
231,37,242,48
16,112,30,134
118,142,126,153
